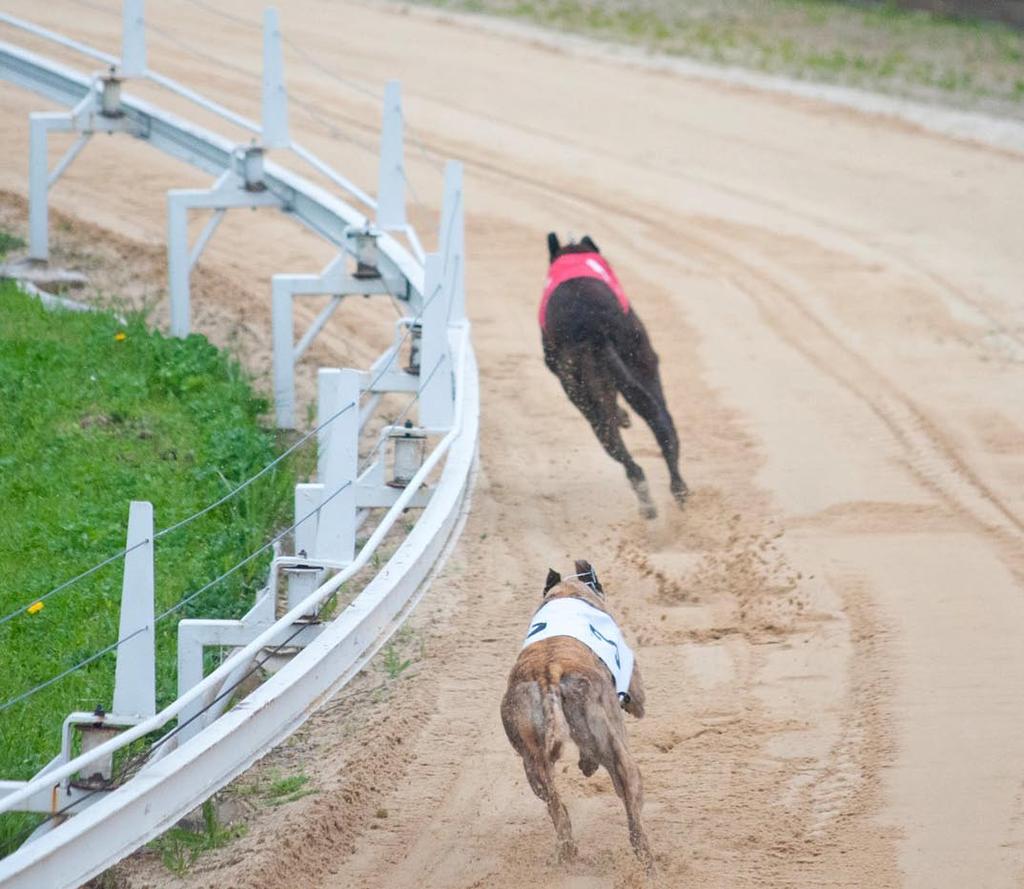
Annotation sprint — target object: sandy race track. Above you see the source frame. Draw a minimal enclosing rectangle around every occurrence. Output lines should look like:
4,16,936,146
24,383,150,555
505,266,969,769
2,2,1024,886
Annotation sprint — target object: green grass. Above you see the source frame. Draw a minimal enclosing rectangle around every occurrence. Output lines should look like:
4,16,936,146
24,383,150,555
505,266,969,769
410,0,1024,115
265,772,316,805
148,800,246,876
0,279,298,853
378,625,421,680
231,768,317,807
381,643,413,679
0,232,25,257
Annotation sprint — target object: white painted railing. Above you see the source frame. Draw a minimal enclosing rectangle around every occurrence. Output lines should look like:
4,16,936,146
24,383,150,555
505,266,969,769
0,6,477,887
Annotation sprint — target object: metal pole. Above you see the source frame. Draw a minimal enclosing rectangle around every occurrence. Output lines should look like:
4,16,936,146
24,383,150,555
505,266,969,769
28,115,52,261
271,277,296,429
377,80,405,231
188,209,226,271
261,6,289,149
315,368,359,563
419,253,453,429
112,501,155,719
440,160,465,323
121,0,146,78
47,133,90,188
294,483,322,558
166,194,190,337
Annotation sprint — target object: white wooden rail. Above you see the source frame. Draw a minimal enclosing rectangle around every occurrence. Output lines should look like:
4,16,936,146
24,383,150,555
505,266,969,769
0,7,477,887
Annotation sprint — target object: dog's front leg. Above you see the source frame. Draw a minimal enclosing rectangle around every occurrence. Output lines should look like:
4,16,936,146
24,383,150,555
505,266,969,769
622,662,646,719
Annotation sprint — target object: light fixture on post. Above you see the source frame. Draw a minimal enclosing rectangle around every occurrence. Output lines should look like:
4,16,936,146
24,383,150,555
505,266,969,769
405,320,422,375
72,711,120,789
240,144,267,192
99,67,123,118
349,224,382,280
388,420,426,488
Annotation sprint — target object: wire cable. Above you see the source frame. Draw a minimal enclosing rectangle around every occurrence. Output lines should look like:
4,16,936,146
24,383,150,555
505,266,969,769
2,618,309,848
115,618,310,784
179,0,260,31
0,268,447,705
0,264,447,626
145,21,261,85
0,399,356,628
0,476,354,715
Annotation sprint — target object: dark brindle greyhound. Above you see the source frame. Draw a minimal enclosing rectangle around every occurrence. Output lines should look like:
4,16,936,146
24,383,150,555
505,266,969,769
540,233,688,518
501,561,653,872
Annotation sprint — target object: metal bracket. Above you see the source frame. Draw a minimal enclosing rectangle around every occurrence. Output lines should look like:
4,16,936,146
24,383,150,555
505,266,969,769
270,253,409,428
167,164,283,337
27,83,145,261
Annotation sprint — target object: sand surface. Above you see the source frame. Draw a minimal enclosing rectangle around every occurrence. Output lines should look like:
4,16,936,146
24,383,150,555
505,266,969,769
2,2,1023,886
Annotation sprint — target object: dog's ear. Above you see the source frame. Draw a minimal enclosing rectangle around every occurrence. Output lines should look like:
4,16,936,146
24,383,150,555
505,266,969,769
547,232,561,261
574,559,604,595
543,568,561,595
580,235,599,253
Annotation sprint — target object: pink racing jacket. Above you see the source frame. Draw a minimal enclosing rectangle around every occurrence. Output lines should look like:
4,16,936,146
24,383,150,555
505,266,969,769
538,252,630,331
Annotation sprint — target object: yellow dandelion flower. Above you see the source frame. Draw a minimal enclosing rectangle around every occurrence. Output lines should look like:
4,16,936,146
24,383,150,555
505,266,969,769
114,331,127,342
27,601,44,615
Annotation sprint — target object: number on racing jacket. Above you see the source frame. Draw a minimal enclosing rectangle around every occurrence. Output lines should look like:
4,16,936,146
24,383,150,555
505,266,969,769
527,621,547,638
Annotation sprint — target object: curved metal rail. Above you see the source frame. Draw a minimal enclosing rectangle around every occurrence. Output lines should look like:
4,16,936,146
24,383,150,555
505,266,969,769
0,23,477,889
0,39,421,294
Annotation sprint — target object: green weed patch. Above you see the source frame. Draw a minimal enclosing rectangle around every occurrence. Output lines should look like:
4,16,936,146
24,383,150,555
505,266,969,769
148,800,246,875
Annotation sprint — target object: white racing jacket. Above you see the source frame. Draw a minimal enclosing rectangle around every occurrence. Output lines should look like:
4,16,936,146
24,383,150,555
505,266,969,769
522,596,635,698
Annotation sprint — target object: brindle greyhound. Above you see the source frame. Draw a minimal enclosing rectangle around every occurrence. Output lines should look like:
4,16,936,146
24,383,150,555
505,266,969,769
540,233,688,518
501,561,654,872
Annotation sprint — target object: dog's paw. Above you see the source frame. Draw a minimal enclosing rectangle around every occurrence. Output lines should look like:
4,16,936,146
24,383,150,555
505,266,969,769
578,756,599,777
623,698,646,719
672,483,689,509
633,479,657,519
556,840,579,863
617,406,631,428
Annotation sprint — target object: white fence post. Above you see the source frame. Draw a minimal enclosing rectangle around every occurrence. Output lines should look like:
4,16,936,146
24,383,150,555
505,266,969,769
167,193,190,338
272,276,296,428
440,160,465,323
28,115,51,262
261,7,289,149
121,0,146,78
315,368,359,563
28,113,74,262
419,252,453,429
294,483,322,559
112,501,155,719
377,80,405,231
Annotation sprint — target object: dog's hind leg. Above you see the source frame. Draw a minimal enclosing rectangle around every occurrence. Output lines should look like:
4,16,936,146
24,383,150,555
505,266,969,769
606,731,655,874
529,755,576,862
502,681,577,861
588,414,655,520
606,343,689,508
563,680,655,872
560,678,600,776
558,351,656,519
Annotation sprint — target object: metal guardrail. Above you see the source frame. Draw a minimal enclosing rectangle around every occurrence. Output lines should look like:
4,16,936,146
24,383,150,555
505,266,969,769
0,39,422,297
0,332,478,888
0,13,477,888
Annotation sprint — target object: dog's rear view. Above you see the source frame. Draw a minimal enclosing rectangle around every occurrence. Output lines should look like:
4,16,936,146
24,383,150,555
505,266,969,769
540,233,688,518
500,560,653,872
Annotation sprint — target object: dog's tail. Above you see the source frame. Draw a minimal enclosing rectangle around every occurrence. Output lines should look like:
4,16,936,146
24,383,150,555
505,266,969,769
604,341,661,417
541,664,569,763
